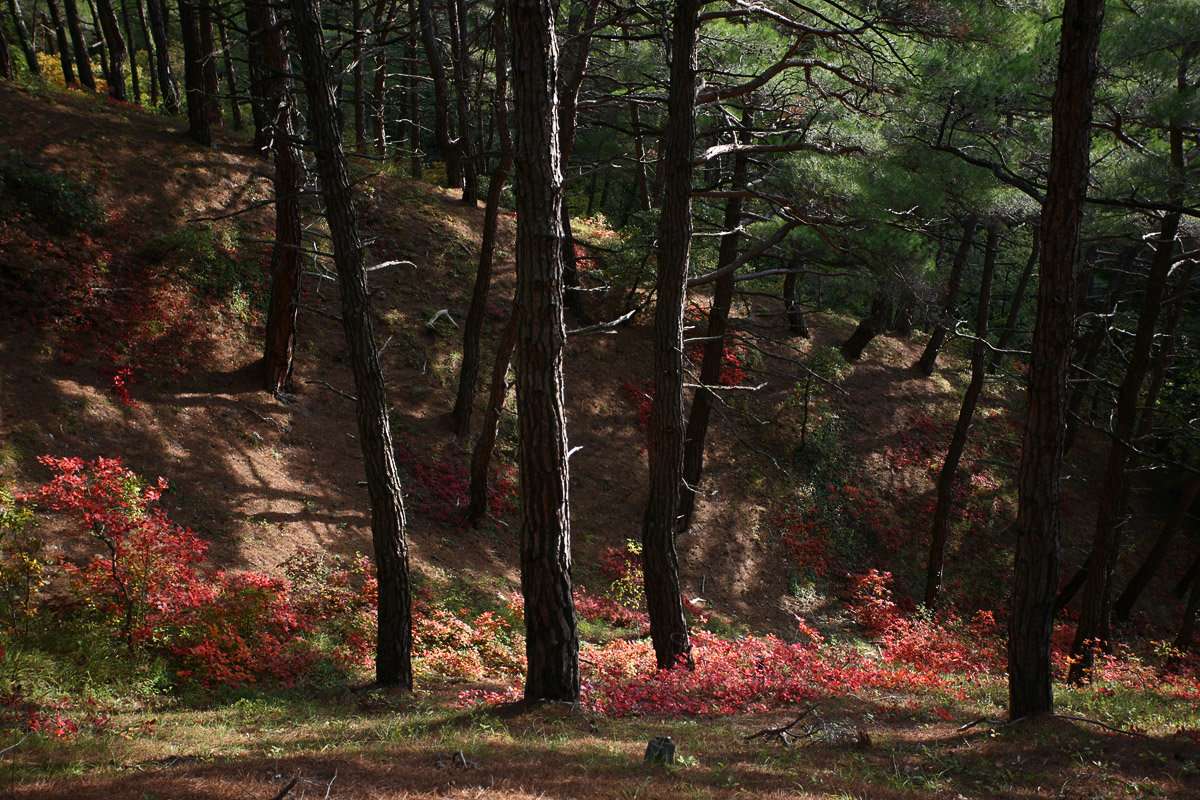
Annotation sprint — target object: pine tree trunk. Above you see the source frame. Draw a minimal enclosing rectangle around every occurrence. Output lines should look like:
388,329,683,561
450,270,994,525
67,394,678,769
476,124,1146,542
925,221,998,608
215,9,242,128
93,0,126,99
135,0,158,106
290,0,414,688
783,261,809,337
0,24,12,80
447,0,477,204
1067,210,1180,685
62,0,95,89
917,216,978,376
452,1,510,437
46,0,75,85
119,0,141,102
641,0,700,672
6,0,43,79
250,0,304,397
1008,0,1104,720
144,0,178,111
418,0,461,190
679,109,750,535
179,0,210,144
466,315,517,526
841,290,892,361
508,0,578,703
989,224,1039,373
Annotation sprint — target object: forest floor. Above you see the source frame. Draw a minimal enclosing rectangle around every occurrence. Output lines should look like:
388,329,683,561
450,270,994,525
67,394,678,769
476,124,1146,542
1,82,1199,799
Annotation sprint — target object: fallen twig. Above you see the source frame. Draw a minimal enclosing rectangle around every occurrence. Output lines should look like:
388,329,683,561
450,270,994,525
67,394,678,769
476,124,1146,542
744,707,814,744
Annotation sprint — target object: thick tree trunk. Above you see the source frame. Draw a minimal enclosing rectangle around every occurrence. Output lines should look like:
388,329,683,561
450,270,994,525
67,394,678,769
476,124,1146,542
179,0,210,144
917,216,978,376
198,0,219,122
1169,571,1200,669
144,0,178,111
290,0,413,688
924,221,998,608
841,290,892,361
989,225,1039,373
452,1,511,437
1008,0,1104,720
93,0,126,99
1067,209,1180,685
508,0,578,703
6,0,42,79
641,0,699,672
61,0,95,89
0,23,12,80
249,0,304,397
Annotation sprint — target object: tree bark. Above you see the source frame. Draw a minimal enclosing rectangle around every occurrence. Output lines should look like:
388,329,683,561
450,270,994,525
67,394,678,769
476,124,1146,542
452,0,511,437
466,315,517,527
6,0,42,79
290,0,414,688
641,0,699,672
678,109,750,535
46,0,74,85
119,0,141,102
1007,0,1104,720
508,0,578,703
179,0,210,144
93,0,126,99
62,0,96,90
144,0,178,110
917,216,978,376
215,8,242,128
0,15,12,80
924,221,998,608
783,258,809,337
418,0,461,190
841,290,892,361
198,0,219,122
447,0,477,203
249,0,304,398
135,0,158,106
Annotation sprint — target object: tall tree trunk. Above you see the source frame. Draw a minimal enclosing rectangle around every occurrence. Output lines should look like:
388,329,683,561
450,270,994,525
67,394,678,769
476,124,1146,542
250,0,304,398
290,0,414,688
85,0,111,82
466,315,517,526
0,22,12,80
447,0,477,203
630,100,651,212
351,0,365,152
119,0,140,102
369,0,398,155
452,0,511,437
215,8,241,128
1062,253,1133,454
144,0,178,111
198,0,219,122
508,0,578,703
641,0,699,672
62,0,94,88
135,0,158,106
417,0,460,190
1008,0,1104,720
783,258,809,337
841,290,892,361
179,0,210,144
924,221,999,608
93,0,126,98
1115,472,1200,622
989,225,1040,374
917,216,978,375
405,0,421,178
1067,188,1181,686
678,109,750,535
7,0,43,78
46,0,74,84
